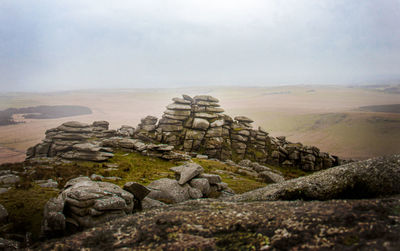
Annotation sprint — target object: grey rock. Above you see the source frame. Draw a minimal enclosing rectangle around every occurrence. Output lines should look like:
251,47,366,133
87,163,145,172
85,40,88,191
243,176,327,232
196,154,208,159
0,174,20,186
206,107,224,113
193,95,219,102
192,118,210,130
141,197,167,210
234,116,254,123
123,182,150,200
172,97,191,104
166,103,192,110
193,112,218,119
35,179,59,188
182,94,194,102
61,151,114,162
185,130,205,140
177,163,204,185
90,174,104,181
92,121,110,130
188,187,203,199
42,177,136,237
258,171,285,183
62,121,90,128
210,119,224,127
229,155,400,202
147,178,190,203
164,109,191,116
198,173,222,185
190,178,211,196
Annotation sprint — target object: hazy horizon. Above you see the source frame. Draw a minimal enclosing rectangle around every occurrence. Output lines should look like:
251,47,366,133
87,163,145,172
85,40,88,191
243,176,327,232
1,0,400,92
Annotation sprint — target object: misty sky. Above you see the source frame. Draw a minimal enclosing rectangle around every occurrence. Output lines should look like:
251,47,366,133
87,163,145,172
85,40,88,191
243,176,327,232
1,0,400,92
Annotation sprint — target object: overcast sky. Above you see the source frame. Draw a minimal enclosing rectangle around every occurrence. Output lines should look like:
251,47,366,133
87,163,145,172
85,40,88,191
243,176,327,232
0,0,399,92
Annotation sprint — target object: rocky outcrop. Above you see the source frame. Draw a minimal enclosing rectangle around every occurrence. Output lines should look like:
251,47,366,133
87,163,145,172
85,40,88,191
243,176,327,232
36,196,400,250
26,121,190,162
147,162,233,203
134,94,340,171
41,177,150,237
26,95,340,171
26,121,116,161
228,155,400,202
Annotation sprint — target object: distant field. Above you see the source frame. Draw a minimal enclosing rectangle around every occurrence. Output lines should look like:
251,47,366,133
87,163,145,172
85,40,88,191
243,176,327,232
0,85,399,163
359,104,400,113
0,105,92,126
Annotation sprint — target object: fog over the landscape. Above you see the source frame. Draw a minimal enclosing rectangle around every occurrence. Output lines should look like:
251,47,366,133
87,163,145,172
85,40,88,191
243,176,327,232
0,0,399,92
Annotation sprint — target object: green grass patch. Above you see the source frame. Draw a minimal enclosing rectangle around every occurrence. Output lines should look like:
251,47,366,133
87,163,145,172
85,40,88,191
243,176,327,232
99,151,178,186
270,165,310,179
193,159,266,194
0,185,59,241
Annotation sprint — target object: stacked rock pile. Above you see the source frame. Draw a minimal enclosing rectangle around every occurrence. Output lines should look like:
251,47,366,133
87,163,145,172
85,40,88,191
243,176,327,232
26,95,341,171
146,162,233,203
158,97,192,146
26,121,116,161
101,137,190,161
41,177,150,237
135,94,340,171
26,120,190,162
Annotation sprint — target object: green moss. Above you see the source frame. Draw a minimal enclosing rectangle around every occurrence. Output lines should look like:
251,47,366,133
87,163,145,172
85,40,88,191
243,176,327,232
0,185,59,241
342,235,359,246
193,159,266,194
100,151,178,186
215,232,270,250
270,165,311,179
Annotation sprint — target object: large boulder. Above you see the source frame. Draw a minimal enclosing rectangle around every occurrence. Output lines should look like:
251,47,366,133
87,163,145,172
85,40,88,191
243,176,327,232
41,177,136,237
36,196,400,250
228,155,400,202
147,178,190,203
170,163,204,185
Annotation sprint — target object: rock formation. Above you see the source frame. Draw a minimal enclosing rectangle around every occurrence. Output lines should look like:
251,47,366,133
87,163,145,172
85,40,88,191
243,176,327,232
35,155,400,250
146,162,233,203
135,94,340,171
26,95,340,171
228,154,400,202
41,177,150,237
26,121,115,162
36,196,400,250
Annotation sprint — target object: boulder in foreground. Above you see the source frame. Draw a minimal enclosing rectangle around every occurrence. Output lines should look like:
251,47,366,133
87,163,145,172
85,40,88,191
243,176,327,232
227,155,400,202
35,196,400,250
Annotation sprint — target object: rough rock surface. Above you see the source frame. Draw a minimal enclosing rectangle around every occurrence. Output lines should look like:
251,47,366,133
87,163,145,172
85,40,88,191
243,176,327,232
228,155,400,202
26,95,341,172
147,162,233,204
133,94,341,171
41,177,137,237
36,196,400,250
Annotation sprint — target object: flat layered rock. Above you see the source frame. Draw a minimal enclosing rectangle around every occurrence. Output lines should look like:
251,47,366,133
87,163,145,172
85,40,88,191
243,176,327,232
62,121,90,128
192,118,209,130
166,103,192,110
42,177,135,237
234,116,254,123
193,95,219,102
172,97,191,104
